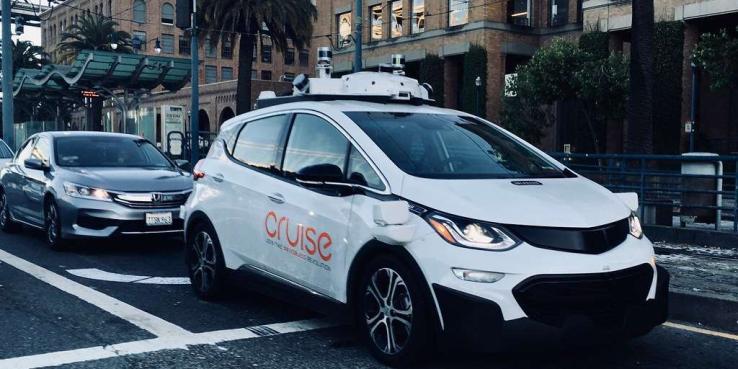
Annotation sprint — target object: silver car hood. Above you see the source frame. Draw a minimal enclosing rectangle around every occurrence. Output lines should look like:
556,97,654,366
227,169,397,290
61,167,193,192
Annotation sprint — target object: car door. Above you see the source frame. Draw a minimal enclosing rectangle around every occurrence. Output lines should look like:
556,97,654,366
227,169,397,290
4,138,36,223
21,136,53,224
259,113,354,297
216,114,291,268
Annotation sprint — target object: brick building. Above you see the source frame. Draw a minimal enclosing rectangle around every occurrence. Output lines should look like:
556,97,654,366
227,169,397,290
39,0,310,136
312,0,584,120
582,0,738,154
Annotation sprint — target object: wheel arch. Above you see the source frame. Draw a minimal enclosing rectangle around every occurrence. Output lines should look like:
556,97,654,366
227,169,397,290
185,210,213,244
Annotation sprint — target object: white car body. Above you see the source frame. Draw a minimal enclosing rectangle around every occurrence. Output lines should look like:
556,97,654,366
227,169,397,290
183,70,668,362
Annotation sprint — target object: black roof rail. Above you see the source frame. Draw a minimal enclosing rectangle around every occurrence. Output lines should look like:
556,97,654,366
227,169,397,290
254,94,434,109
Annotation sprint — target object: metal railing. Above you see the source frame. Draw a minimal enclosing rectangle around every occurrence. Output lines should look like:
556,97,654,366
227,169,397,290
550,153,738,233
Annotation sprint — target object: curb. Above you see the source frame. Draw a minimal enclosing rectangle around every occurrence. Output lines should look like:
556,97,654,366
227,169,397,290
645,225,738,250
669,290,738,334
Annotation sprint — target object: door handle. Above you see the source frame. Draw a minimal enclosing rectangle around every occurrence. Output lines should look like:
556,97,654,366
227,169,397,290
268,193,285,204
212,173,224,183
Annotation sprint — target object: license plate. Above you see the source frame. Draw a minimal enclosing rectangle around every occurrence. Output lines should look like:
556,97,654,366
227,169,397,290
146,212,172,226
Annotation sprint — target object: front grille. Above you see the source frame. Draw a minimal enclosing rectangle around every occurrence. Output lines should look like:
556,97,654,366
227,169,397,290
513,263,654,326
506,217,629,254
112,191,190,209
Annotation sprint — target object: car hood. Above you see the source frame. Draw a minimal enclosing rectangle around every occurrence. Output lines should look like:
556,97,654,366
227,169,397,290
400,176,630,228
61,167,193,192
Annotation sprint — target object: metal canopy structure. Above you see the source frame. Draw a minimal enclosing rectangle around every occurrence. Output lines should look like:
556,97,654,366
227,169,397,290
12,50,192,97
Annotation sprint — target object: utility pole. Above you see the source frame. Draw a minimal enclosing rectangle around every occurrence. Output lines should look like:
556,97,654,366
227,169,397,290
353,0,362,72
189,0,199,164
2,0,15,149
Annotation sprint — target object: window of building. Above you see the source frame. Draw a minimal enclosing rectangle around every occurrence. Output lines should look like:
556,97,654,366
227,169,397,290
205,65,217,84
412,0,425,33
232,115,289,171
133,0,146,24
508,0,531,26
222,34,233,58
299,49,309,66
370,4,383,41
205,36,216,58
284,48,295,65
161,2,175,25
391,1,403,38
282,114,349,179
549,0,568,26
261,45,272,63
179,35,190,55
448,0,469,27
160,34,175,54
252,41,258,60
337,12,352,48
251,69,257,80
261,70,272,80
132,31,147,51
222,67,234,81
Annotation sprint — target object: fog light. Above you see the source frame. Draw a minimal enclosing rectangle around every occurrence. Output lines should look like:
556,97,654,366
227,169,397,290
452,268,504,283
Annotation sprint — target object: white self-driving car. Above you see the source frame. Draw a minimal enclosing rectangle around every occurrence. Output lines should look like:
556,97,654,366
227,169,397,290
183,54,669,366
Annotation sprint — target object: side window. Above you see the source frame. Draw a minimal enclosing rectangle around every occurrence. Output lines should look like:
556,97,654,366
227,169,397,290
15,138,36,164
282,114,349,178
347,147,385,191
231,115,288,170
31,138,51,164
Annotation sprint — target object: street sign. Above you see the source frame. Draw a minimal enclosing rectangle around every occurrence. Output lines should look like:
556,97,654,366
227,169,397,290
161,105,185,155
685,121,694,133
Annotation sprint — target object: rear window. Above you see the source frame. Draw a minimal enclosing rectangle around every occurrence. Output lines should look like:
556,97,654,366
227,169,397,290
0,141,12,159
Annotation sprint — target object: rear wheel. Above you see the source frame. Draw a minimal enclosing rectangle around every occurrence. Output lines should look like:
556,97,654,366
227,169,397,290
356,255,434,367
0,190,21,233
186,221,227,300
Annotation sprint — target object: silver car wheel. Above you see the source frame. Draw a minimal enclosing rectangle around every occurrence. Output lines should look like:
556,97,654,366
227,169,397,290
364,267,413,355
0,192,8,227
190,231,218,293
46,203,58,244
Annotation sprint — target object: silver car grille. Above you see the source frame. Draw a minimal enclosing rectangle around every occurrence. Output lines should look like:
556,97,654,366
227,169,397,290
112,190,191,209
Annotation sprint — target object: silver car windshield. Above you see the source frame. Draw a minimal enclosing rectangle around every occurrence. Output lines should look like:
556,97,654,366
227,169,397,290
54,137,173,168
346,112,564,179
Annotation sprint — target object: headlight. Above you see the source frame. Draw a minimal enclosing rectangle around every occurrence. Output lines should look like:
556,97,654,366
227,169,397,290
63,182,112,202
629,212,643,239
426,212,520,251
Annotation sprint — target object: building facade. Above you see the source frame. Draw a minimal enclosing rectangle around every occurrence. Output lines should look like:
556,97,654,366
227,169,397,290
39,0,310,138
313,0,584,120
582,0,738,154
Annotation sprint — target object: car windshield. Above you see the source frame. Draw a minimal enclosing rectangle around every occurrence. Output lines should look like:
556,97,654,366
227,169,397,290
346,112,564,179
0,140,12,159
54,136,173,168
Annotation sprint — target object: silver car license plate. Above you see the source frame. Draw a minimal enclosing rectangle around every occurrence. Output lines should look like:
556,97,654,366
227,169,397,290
146,212,173,226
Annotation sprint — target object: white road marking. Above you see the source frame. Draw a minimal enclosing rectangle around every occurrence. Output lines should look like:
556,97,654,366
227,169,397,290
664,321,738,341
0,319,336,369
66,268,191,285
0,249,190,338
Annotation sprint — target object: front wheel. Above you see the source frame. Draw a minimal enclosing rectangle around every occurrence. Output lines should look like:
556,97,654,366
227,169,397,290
45,200,69,251
0,190,21,233
356,255,434,367
186,221,228,300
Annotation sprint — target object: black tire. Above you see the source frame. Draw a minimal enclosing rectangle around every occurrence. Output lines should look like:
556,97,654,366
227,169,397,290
186,221,228,300
0,189,21,233
45,200,69,251
355,255,434,367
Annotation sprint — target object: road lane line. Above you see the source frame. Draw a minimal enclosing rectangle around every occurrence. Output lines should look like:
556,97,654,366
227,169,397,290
0,249,190,338
664,321,738,341
0,319,336,369
66,268,191,285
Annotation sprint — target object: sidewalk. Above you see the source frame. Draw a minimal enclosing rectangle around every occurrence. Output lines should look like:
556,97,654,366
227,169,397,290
654,242,738,333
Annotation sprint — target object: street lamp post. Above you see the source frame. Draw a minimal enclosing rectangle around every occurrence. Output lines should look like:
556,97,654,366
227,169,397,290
475,76,482,116
189,0,199,165
2,0,15,149
689,62,699,153
353,0,362,72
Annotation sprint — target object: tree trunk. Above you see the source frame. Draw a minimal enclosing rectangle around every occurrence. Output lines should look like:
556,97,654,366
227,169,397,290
625,0,655,153
236,32,256,115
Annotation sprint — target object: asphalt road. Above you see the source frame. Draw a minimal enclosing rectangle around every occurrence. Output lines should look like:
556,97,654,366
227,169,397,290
1,228,736,369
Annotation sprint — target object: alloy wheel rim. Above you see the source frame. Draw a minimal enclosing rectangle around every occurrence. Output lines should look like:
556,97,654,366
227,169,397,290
47,204,57,243
0,193,7,227
364,267,413,355
190,231,217,292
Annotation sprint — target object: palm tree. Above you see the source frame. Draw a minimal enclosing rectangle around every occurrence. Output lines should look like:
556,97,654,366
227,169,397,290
200,0,318,114
57,13,133,63
12,40,48,73
625,0,655,153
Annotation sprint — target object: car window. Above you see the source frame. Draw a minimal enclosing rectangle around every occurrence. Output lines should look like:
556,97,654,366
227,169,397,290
0,140,12,159
31,138,51,165
347,146,385,191
282,114,349,178
55,137,173,168
15,138,36,164
232,115,288,171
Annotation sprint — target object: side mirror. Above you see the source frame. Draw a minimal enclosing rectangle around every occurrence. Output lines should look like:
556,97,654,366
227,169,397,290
174,159,192,173
296,164,344,184
24,158,49,171
615,192,639,212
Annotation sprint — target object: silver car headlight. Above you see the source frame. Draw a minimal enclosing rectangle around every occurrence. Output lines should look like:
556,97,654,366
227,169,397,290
629,212,643,239
63,182,112,202
426,212,520,251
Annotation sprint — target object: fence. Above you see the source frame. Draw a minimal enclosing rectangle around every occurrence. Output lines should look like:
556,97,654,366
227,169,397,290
550,153,738,233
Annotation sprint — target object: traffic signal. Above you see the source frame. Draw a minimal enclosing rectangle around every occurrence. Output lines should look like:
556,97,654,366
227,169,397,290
176,0,192,29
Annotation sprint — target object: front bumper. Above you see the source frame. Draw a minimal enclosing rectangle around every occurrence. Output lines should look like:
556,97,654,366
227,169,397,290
433,265,670,350
58,196,184,238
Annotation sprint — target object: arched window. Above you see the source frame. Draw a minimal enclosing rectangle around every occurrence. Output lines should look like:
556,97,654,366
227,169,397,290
161,3,174,24
133,0,146,24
